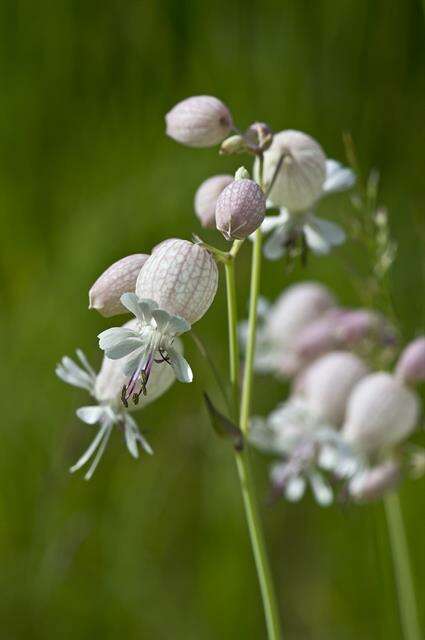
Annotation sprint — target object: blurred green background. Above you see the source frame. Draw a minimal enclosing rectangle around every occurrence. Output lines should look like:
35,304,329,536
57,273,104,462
0,1,424,638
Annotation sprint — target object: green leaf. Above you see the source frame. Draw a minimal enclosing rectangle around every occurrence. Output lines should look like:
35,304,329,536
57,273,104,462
203,393,244,451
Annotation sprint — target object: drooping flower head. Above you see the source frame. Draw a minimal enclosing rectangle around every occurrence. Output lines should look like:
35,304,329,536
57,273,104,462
257,132,356,260
99,294,192,406
56,331,179,479
165,95,233,148
89,253,149,317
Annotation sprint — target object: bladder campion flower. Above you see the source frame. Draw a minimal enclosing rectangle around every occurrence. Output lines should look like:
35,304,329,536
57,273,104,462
89,253,149,317
215,172,266,240
56,331,179,479
98,293,192,406
165,95,233,147
395,336,425,385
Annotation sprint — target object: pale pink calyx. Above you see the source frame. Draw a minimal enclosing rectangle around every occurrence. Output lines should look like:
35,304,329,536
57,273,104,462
89,253,149,317
395,336,425,385
215,178,266,240
135,238,218,324
165,95,233,148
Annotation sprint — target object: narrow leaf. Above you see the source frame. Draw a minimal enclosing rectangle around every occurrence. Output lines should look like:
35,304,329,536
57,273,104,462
203,393,243,451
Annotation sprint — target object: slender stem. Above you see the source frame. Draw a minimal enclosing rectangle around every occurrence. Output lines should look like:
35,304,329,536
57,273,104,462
224,260,240,420
384,493,422,640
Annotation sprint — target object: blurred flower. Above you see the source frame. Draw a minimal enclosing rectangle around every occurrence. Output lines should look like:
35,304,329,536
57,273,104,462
395,336,425,385
260,158,355,260
240,282,336,377
348,459,401,502
194,174,233,228
56,333,178,479
89,254,149,317
98,293,192,406
215,176,266,240
342,372,420,455
136,238,218,324
165,95,233,147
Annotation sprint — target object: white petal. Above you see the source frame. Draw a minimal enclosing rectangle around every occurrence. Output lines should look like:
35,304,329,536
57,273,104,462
76,349,96,378
69,422,110,474
56,356,94,392
98,327,138,350
105,337,144,360
84,424,113,480
167,348,193,383
309,472,333,506
125,415,153,456
285,475,306,502
323,159,356,194
76,406,105,424
310,215,346,246
263,223,293,260
303,223,331,255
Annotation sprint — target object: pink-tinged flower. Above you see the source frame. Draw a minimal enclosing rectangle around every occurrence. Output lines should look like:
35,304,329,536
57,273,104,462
294,351,369,427
342,372,420,454
56,327,180,479
89,254,149,317
348,460,401,502
215,178,266,240
165,95,233,148
395,336,425,385
136,238,218,324
194,174,233,228
241,282,337,377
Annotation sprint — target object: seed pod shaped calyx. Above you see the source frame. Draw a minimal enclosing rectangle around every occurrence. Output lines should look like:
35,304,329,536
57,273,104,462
395,336,425,385
136,238,218,324
215,168,266,240
342,372,419,454
194,174,233,228
262,129,327,212
165,95,233,148
89,254,149,317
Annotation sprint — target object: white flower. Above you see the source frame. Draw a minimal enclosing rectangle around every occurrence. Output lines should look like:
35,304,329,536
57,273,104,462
249,399,358,506
56,338,177,480
260,159,355,260
98,293,192,406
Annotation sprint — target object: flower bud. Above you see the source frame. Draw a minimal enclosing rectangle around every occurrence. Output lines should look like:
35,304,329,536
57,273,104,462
215,179,266,240
349,460,401,502
262,130,326,211
94,319,181,408
244,122,273,152
89,254,149,317
343,373,419,454
135,238,218,324
295,351,369,427
194,174,233,228
395,337,425,385
219,135,247,155
165,95,233,148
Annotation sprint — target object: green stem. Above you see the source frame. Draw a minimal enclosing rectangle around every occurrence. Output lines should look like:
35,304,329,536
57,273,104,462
224,242,282,639
384,493,422,640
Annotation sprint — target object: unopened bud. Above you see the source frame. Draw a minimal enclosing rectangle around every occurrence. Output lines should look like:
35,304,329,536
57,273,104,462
262,130,326,211
244,122,273,152
234,166,250,180
194,174,233,228
343,372,419,454
215,179,266,240
165,95,233,148
219,134,247,155
89,254,149,317
349,460,401,502
136,238,218,324
395,337,425,385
